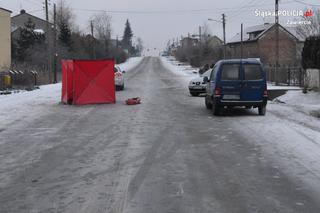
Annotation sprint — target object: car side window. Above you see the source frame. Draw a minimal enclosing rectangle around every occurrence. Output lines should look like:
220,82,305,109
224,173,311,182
221,64,240,81
210,67,217,81
244,64,263,80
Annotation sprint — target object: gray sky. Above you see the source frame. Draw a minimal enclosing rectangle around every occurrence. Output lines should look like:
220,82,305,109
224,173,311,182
1,0,319,55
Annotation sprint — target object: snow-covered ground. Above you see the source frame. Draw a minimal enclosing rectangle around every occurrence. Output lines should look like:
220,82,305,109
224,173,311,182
273,90,320,118
0,57,143,130
162,55,320,196
160,56,199,82
267,84,301,90
162,56,303,92
117,57,143,72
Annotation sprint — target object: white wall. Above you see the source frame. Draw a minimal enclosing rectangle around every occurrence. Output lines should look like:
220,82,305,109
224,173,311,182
306,69,320,89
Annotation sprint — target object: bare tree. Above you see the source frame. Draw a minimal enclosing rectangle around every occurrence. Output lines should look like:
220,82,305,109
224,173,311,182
56,0,75,30
201,22,212,43
92,12,112,40
135,37,144,56
295,8,320,39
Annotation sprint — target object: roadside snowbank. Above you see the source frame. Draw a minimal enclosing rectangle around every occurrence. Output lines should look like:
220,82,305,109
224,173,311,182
274,90,320,118
267,84,301,90
117,57,143,72
160,56,198,81
0,57,144,129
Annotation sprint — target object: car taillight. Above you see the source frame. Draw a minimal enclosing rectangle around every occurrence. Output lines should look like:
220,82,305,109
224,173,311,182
263,90,268,97
214,87,221,97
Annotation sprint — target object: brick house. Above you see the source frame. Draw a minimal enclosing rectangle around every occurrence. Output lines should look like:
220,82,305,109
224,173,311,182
0,7,12,71
227,23,304,66
11,9,54,45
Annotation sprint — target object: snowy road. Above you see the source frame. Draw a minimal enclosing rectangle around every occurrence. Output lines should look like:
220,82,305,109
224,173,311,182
1,57,320,213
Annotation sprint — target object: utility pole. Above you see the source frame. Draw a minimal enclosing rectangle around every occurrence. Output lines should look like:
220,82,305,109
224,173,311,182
199,26,202,43
116,35,119,48
275,0,280,85
53,3,57,83
90,20,96,59
241,23,243,59
45,0,52,83
222,14,226,59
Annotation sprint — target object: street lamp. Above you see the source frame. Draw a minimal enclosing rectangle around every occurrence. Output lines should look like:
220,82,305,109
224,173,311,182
208,18,222,24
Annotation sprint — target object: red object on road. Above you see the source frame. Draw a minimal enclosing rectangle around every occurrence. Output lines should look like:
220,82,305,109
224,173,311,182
126,97,141,105
61,59,115,105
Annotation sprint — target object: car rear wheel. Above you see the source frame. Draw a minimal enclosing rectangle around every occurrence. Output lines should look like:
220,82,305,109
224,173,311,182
205,96,212,109
212,99,220,116
258,105,266,116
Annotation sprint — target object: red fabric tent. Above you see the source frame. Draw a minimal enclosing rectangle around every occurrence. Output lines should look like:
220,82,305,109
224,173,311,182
61,59,115,105
61,60,74,104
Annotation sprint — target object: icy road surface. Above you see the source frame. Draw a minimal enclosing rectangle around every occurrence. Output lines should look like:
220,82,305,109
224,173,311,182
1,57,320,213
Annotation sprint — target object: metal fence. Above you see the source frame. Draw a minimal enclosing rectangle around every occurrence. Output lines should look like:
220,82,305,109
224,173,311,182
0,64,54,91
264,65,303,86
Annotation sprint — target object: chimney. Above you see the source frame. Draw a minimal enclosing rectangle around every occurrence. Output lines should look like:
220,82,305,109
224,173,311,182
20,9,26,14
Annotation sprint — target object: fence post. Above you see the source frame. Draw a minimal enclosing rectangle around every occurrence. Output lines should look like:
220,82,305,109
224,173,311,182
287,66,291,86
299,67,303,87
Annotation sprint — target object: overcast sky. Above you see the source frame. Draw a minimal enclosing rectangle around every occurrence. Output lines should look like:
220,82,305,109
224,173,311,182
1,0,319,55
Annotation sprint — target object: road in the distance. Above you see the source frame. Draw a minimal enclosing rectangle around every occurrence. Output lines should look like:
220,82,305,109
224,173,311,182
0,57,319,213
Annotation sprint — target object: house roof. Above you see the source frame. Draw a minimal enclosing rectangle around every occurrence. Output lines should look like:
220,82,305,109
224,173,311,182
227,23,301,44
0,7,12,13
286,27,306,42
12,10,53,25
210,35,223,43
228,23,273,44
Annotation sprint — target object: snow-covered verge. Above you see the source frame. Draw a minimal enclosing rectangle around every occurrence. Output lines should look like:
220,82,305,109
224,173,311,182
162,55,320,194
228,94,320,197
160,56,199,82
0,57,144,129
267,84,301,91
0,83,61,130
117,57,143,72
273,90,320,118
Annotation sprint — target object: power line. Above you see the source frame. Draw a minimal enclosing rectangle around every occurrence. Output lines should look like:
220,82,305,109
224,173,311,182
227,0,296,21
292,0,320,6
24,0,43,6
72,1,296,15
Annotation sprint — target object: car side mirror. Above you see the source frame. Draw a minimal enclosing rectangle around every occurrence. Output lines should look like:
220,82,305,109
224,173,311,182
122,71,126,74
203,76,209,83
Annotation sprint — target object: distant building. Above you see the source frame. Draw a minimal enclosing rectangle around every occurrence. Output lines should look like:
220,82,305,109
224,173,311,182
181,37,199,48
227,23,304,66
0,7,12,71
11,9,54,44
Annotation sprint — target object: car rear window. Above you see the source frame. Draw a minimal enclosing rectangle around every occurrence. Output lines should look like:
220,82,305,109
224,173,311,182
221,64,240,80
244,64,263,80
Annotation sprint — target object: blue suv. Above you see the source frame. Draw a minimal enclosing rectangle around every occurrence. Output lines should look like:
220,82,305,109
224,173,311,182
204,59,268,116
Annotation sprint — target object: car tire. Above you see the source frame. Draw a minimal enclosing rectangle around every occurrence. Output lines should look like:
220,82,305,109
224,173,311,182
205,96,212,109
212,99,220,116
120,84,124,90
258,105,266,116
190,92,199,97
